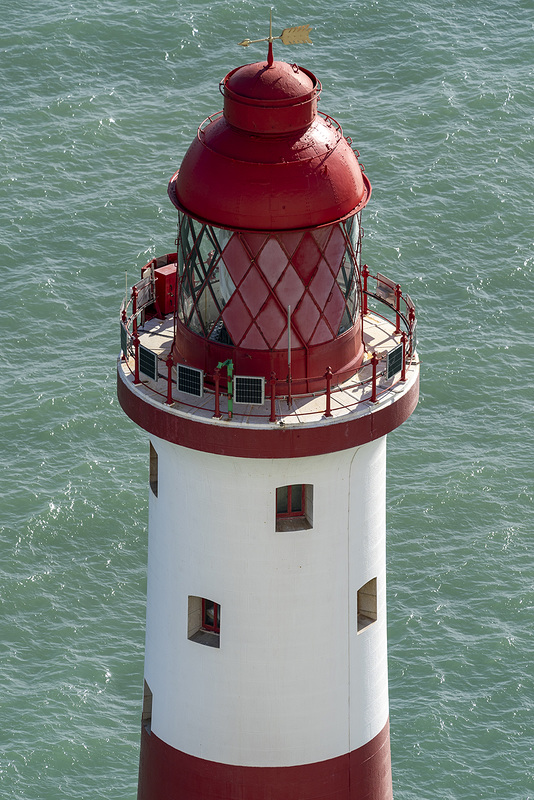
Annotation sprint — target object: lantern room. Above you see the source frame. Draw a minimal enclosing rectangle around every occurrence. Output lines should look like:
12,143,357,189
167,58,371,393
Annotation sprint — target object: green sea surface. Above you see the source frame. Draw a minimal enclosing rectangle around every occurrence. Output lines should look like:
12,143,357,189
1,1,532,798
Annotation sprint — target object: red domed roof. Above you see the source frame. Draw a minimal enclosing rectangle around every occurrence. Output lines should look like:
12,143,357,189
225,60,315,101
169,60,371,231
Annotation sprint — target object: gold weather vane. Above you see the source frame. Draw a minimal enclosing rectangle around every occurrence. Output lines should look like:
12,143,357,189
238,9,312,65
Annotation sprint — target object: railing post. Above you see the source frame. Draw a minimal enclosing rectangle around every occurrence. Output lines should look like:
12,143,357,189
269,372,277,423
133,331,141,385
213,367,221,419
395,284,402,334
324,366,333,418
227,363,233,420
371,353,378,403
362,264,369,315
401,332,407,382
121,308,127,361
165,354,174,404
132,286,139,337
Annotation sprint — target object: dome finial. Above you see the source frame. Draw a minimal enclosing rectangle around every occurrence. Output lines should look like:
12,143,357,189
238,9,312,66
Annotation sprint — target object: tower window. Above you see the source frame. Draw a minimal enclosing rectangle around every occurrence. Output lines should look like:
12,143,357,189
188,596,220,648
276,484,313,532
357,578,377,632
142,680,153,734
149,443,158,497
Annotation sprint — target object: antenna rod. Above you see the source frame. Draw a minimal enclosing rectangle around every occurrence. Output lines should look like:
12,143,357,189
268,8,274,66
287,305,292,407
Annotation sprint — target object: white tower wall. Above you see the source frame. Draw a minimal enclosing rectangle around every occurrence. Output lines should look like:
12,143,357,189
144,434,389,768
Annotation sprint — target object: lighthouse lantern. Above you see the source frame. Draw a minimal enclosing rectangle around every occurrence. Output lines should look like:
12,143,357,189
118,31,419,800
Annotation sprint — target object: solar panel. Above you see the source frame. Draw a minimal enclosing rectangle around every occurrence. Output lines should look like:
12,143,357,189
387,343,403,379
139,345,158,381
376,273,396,303
136,274,154,309
120,321,128,356
410,320,418,356
234,376,264,405
177,364,203,397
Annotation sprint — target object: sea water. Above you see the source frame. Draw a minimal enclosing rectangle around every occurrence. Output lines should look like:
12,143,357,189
1,1,532,798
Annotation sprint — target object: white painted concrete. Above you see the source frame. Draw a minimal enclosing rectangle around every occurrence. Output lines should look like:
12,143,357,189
144,435,389,767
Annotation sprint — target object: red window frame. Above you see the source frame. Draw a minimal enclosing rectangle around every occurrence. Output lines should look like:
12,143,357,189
202,599,221,634
276,484,305,519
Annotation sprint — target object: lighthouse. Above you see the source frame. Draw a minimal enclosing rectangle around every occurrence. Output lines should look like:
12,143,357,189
118,26,419,800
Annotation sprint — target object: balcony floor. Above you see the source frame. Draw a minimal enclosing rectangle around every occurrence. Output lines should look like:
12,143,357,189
119,312,419,429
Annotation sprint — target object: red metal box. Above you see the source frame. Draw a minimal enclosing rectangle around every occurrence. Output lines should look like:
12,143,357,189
155,263,177,316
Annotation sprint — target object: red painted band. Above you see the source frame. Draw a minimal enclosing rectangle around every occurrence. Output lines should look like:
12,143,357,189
117,367,418,459
137,719,393,800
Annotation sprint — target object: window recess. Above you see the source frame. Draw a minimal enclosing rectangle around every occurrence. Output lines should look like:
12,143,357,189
142,680,153,734
276,484,313,532
149,443,158,497
188,596,221,648
357,578,377,632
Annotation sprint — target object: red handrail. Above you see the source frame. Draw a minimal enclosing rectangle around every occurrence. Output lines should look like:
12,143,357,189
120,262,418,422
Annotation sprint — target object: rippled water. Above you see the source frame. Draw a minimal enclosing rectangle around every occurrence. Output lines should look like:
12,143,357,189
1,2,532,798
